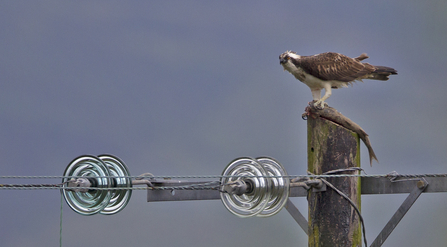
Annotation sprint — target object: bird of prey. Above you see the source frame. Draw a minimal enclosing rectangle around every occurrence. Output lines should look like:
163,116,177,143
279,51,397,109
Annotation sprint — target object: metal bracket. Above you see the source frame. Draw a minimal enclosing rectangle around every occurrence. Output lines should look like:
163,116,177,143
290,178,326,192
309,179,326,192
283,178,326,236
147,179,221,201
370,178,428,247
65,178,92,192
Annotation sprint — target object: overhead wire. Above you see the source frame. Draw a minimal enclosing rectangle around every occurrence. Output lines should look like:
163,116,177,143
1,172,447,179
1,172,446,190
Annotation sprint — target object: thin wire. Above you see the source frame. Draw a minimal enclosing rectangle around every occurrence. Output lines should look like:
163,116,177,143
59,190,63,247
1,172,446,190
1,173,447,179
0,180,222,190
0,186,217,190
320,178,367,247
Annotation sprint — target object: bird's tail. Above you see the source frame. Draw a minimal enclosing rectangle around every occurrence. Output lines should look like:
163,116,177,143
368,65,398,81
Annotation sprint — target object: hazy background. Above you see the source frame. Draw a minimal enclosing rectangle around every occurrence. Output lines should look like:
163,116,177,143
1,1,447,246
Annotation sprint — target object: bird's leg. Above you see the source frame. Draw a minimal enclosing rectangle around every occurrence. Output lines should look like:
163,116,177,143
314,84,331,109
310,89,321,105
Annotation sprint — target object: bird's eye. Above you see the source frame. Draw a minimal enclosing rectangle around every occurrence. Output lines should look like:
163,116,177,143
287,57,291,60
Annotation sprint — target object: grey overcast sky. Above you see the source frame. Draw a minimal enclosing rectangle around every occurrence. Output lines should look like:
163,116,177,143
1,1,447,246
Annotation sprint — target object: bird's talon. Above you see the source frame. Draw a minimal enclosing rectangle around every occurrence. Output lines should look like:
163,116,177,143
314,102,324,110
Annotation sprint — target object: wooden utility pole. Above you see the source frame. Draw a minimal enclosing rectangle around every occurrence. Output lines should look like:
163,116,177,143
306,106,362,247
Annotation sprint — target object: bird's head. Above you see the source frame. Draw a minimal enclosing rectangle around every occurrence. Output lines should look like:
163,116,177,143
279,51,300,65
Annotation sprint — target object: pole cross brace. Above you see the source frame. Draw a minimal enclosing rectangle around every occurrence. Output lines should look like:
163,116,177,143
285,199,309,235
284,178,326,235
283,177,430,246
370,178,428,247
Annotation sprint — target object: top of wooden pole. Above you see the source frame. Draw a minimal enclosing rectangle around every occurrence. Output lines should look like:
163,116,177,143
303,103,378,166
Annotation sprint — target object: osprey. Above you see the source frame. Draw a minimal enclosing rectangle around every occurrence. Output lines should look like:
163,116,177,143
279,51,397,109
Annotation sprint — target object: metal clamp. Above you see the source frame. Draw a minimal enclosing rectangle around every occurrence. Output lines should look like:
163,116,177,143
290,178,326,192
65,178,93,193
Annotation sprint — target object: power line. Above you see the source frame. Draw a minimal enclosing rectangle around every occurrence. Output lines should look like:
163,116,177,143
1,172,447,179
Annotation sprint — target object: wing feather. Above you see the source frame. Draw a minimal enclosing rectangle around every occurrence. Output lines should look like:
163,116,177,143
293,52,375,82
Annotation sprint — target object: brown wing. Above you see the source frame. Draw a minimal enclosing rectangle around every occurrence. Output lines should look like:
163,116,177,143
293,52,375,82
